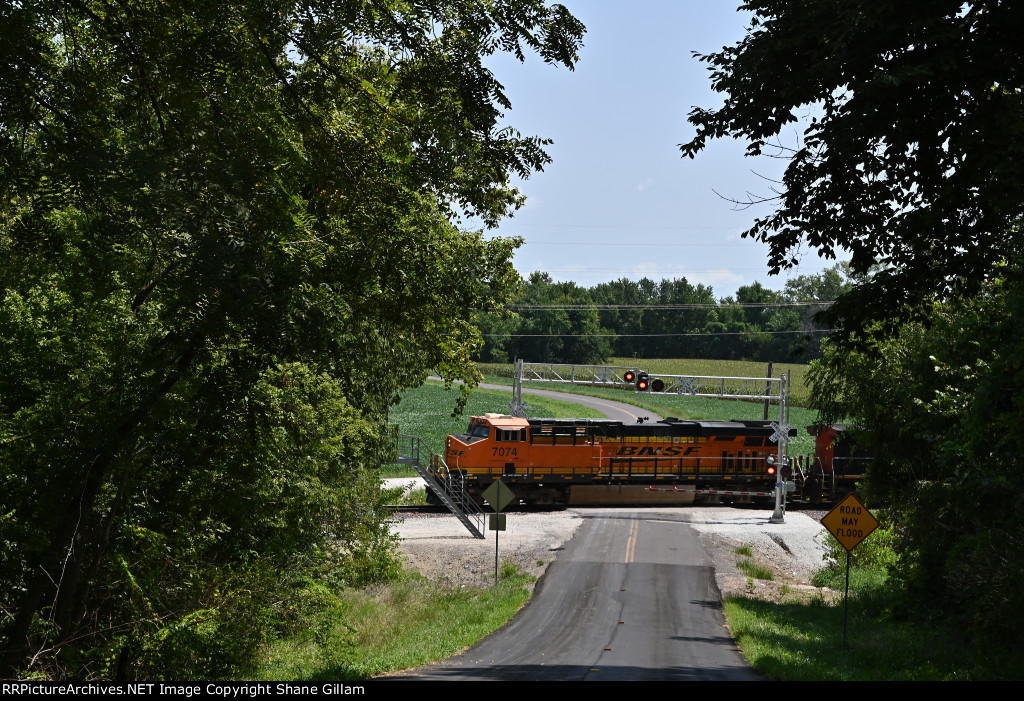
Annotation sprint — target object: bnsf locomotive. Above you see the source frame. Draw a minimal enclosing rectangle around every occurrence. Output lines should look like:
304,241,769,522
437,413,799,506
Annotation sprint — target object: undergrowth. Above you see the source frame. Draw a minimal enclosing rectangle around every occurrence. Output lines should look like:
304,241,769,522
724,518,1024,680
254,565,535,680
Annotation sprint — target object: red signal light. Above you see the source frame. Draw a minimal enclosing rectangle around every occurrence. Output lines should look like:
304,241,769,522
624,370,636,383
636,372,650,391
651,378,665,392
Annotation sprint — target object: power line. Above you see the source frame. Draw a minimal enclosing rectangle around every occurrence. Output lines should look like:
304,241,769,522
509,302,834,310
534,267,829,274
525,241,758,247
484,330,830,338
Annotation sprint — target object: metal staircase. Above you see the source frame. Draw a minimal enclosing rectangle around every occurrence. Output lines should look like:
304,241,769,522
394,435,485,539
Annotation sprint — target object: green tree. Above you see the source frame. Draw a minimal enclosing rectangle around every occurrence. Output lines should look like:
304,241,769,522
683,2,1024,645
0,0,583,678
503,272,612,364
808,278,1024,644
681,1,1024,342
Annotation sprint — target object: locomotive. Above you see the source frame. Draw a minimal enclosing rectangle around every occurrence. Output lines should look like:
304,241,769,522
799,423,872,504
436,413,799,506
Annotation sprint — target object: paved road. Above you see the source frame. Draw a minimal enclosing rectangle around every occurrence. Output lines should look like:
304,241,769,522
478,382,663,424
398,380,759,681
401,507,760,681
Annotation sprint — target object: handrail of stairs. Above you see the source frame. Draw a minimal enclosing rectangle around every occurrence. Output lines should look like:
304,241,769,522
394,434,485,539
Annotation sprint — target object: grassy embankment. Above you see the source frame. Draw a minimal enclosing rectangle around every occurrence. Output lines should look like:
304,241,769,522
727,524,1024,680
253,382,597,680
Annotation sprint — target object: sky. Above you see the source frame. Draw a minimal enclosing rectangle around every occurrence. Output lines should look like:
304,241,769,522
468,1,836,300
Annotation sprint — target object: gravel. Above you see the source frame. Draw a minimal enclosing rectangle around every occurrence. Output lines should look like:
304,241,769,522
385,479,834,600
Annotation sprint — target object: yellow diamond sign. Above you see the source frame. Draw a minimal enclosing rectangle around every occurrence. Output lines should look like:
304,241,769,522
821,493,879,552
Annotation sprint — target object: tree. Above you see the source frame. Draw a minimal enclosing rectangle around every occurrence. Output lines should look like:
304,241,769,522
0,0,583,678
808,279,1024,644
681,1,1024,342
682,1,1024,645
503,272,612,364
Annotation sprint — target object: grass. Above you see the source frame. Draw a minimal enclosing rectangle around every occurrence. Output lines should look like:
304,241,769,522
736,558,774,581
255,568,536,680
723,587,1023,680
384,380,603,474
723,524,1024,680
395,487,428,506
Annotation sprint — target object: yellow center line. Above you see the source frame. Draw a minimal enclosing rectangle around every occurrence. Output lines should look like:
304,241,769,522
625,518,639,563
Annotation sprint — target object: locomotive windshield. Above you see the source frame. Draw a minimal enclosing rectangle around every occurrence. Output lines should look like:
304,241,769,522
468,424,490,438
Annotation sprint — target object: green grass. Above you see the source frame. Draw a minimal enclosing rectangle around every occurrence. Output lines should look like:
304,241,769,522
723,586,1023,680
385,380,603,467
724,523,1024,680
255,568,535,680
393,487,428,506
736,558,775,580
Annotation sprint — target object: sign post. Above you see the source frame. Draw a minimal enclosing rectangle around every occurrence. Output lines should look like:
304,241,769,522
820,493,880,646
482,479,516,582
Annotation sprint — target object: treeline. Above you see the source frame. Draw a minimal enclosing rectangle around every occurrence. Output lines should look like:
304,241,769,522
475,265,853,364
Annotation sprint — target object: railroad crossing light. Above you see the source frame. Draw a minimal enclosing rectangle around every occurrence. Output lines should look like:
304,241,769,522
765,455,777,476
650,378,665,392
636,373,650,391
624,370,636,383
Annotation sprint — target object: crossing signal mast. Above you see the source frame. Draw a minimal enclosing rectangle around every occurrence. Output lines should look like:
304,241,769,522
509,360,793,523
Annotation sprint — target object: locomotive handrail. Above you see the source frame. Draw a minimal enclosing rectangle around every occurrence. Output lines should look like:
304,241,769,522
393,434,486,539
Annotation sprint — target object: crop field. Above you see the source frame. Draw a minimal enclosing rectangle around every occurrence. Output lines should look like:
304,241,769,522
389,380,602,457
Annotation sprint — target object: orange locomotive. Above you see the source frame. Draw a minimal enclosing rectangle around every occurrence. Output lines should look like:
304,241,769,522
439,413,797,506
802,424,873,502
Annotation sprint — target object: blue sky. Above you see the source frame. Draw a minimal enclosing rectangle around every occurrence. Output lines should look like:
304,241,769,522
471,1,835,299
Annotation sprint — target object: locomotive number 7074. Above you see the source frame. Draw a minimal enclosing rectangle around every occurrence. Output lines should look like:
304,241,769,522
492,447,518,458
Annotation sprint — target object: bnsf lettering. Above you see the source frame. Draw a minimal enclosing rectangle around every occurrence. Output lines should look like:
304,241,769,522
492,447,518,458
615,446,693,457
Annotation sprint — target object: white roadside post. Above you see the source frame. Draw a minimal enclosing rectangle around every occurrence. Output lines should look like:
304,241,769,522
769,374,790,524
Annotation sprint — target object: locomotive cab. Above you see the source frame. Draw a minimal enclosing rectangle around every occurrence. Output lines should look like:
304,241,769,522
446,413,530,474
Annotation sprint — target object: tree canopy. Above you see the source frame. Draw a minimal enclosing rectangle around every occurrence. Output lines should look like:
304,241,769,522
808,280,1024,645
683,1,1024,648
473,266,851,365
681,1,1024,341
0,0,583,678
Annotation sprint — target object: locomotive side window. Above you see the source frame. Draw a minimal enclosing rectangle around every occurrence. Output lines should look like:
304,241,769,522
495,428,522,442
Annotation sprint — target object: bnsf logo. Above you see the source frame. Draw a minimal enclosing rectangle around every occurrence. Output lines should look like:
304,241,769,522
615,446,699,457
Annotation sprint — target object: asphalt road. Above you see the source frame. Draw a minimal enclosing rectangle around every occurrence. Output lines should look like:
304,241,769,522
478,382,663,424
400,507,760,681
399,383,760,681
